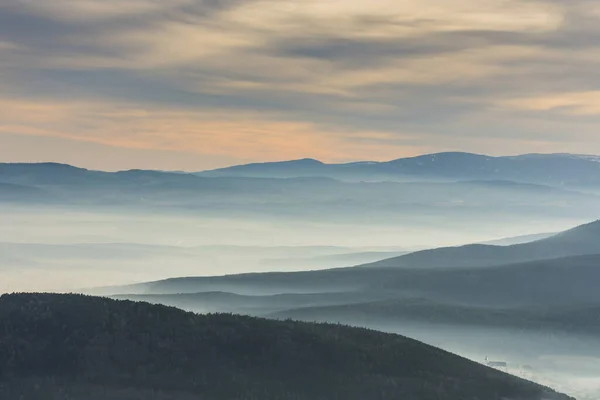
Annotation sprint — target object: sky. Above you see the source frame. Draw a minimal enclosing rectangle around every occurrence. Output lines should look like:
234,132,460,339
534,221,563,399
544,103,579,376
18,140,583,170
1,0,600,171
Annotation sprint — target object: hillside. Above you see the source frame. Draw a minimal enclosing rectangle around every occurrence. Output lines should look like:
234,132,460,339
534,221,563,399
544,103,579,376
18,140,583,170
104,253,600,308
0,293,571,400
112,291,600,336
272,298,600,336
479,232,555,246
110,290,394,316
366,219,600,269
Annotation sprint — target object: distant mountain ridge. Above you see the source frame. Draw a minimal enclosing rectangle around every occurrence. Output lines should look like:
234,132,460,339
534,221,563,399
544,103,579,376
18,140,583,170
3,160,599,226
105,253,600,307
365,219,600,269
101,220,600,307
198,152,600,187
4,152,600,188
272,298,600,337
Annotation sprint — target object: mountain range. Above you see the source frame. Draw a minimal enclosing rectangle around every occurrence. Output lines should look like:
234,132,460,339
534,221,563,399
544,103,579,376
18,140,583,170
272,298,600,336
4,154,600,399
102,219,600,338
199,152,600,187
93,218,600,400
5,152,600,190
2,156,600,228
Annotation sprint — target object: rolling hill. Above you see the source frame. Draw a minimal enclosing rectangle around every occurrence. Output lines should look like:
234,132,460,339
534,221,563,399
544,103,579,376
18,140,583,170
109,290,395,316
0,293,572,400
479,232,555,246
112,289,600,336
365,219,600,269
91,219,600,298
103,252,600,308
272,298,600,337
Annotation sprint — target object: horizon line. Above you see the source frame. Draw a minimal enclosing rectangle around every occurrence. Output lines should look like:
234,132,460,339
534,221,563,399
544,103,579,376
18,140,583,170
1,151,598,174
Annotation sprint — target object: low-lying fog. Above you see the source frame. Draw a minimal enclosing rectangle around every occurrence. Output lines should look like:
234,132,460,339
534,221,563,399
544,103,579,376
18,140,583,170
354,321,600,400
2,201,599,399
0,204,585,292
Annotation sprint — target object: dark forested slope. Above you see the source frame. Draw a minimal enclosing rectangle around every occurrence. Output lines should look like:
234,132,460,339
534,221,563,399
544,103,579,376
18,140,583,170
0,293,571,400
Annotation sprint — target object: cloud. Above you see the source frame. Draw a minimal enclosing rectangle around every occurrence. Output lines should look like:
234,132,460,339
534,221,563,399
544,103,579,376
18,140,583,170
0,132,236,171
0,97,429,167
499,91,600,115
1,0,600,167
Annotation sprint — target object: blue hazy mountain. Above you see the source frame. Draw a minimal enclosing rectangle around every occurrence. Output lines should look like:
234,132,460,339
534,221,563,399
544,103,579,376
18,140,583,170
101,220,600,308
198,152,600,187
272,298,600,337
2,161,600,224
366,219,600,269
0,182,55,203
104,253,600,307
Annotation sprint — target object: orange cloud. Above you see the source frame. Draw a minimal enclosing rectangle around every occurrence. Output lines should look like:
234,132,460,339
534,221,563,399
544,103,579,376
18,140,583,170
3,0,599,168
499,91,600,115
0,98,427,166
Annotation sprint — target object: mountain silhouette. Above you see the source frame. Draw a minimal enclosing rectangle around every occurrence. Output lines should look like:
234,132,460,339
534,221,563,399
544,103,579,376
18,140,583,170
366,219,600,269
0,293,572,400
199,152,600,187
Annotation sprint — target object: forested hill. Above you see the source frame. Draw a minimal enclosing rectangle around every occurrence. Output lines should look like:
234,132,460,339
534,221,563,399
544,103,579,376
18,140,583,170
0,294,571,400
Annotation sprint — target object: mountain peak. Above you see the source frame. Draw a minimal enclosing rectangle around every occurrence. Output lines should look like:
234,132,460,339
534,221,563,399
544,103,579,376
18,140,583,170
277,158,324,165
388,152,488,163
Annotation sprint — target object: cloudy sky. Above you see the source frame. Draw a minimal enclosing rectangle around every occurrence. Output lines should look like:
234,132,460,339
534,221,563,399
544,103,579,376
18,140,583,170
1,0,599,170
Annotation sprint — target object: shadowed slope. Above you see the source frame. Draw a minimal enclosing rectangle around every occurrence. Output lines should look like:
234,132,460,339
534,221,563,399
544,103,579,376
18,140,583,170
367,220,600,269
104,254,600,309
0,293,571,400
272,298,600,336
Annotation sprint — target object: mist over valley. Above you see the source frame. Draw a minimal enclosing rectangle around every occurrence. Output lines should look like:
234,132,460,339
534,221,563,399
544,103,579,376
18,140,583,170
2,153,600,399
